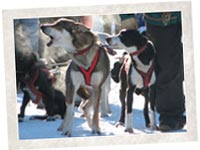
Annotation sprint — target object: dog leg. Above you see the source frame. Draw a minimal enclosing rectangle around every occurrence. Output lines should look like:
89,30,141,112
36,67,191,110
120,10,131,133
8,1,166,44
42,87,56,121
81,99,93,128
149,86,157,130
105,76,112,114
58,103,74,137
91,87,101,135
18,91,30,122
143,88,150,127
58,82,76,137
125,113,133,133
149,108,157,130
115,89,126,127
100,76,111,117
125,86,134,133
116,70,127,127
143,86,157,130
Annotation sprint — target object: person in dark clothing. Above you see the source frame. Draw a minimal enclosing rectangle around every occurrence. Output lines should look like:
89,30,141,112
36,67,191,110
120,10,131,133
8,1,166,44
144,12,186,131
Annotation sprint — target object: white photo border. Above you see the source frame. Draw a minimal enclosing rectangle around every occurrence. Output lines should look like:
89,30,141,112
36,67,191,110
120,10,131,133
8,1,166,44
2,1,197,150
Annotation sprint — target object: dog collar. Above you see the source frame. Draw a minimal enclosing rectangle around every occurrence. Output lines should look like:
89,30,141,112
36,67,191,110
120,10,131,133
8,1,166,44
74,45,93,56
130,43,147,56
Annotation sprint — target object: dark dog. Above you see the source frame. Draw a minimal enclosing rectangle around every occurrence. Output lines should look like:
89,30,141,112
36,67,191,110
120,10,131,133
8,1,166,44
16,51,66,122
106,29,157,133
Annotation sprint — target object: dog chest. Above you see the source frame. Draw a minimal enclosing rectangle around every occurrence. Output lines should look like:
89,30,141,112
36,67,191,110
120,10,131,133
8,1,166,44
130,67,143,88
130,66,156,88
70,70,104,87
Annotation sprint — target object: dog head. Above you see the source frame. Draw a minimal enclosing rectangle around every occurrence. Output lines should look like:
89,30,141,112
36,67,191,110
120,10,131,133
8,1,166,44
41,18,97,53
106,29,147,54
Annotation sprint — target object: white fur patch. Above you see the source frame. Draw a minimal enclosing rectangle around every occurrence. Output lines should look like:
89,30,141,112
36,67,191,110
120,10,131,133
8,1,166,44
71,71,84,89
130,57,156,88
130,68,144,89
149,107,156,130
91,72,104,86
149,71,156,86
126,113,133,129
61,104,74,135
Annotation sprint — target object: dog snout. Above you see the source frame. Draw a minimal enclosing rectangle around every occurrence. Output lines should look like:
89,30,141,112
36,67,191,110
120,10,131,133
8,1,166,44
40,25,50,34
40,25,46,31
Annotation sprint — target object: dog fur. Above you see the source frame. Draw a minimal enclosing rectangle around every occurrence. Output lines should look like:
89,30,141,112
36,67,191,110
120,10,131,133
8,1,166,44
16,51,67,121
106,29,157,133
41,18,110,136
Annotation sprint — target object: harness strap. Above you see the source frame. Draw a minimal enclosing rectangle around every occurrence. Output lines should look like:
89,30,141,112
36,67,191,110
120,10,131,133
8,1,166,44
27,69,43,104
25,68,55,104
129,41,155,87
135,62,155,87
130,43,147,56
79,49,100,85
74,45,92,56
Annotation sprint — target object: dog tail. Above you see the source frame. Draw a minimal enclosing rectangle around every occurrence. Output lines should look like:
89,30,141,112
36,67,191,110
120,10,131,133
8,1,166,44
77,86,91,100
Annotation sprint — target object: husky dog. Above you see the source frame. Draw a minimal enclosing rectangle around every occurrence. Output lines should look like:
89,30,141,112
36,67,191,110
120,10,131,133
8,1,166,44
41,18,110,136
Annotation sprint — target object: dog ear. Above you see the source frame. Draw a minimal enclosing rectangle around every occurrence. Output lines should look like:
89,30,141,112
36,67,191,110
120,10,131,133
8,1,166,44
71,23,90,34
73,31,96,49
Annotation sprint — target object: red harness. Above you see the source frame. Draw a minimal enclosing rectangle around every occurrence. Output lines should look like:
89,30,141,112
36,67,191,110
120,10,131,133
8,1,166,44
74,45,100,85
74,45,92,56
130,43,155,87
130,44,147,56
79,49,100,85
135,63,155,87
25,68,55,104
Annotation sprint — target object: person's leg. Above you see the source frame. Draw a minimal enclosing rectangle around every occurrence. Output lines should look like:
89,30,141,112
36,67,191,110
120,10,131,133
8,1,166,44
20,19,40,54
146,23,186,131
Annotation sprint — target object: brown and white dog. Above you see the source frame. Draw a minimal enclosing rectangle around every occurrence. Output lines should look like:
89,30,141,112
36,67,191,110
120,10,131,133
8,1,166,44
41,18,110,136
106,29,157,133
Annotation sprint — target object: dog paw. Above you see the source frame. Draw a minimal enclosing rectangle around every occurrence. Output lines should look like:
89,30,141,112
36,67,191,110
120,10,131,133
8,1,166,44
18,114,24,122
46,116,56,121
57,126,63,131
18,117,24,122
124,128,134,133
100,113,109,118
107,110,112,114
29,116,36,120
62,131,72,137
146,124,158,130
92,130,101,135
115,122,124,127
91,126,101,135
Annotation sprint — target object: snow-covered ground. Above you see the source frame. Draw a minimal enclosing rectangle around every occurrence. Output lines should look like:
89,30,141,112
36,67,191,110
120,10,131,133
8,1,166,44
17,78,187,140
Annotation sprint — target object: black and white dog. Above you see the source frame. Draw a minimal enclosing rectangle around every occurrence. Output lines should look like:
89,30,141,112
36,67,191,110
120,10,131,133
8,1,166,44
106,29,157,133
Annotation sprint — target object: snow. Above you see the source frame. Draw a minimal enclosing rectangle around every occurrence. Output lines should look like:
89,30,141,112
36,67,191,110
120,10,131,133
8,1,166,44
17,79,187,140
